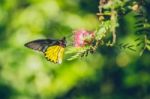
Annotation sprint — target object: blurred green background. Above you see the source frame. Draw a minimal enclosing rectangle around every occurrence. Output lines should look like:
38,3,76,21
0,0,150,99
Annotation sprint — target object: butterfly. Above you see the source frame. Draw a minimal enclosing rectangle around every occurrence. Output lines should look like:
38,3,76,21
24,37,66,64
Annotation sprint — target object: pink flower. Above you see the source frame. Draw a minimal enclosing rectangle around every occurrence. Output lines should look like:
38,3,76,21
74,29,95,47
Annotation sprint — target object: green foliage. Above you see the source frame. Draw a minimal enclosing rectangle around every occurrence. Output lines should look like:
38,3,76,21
67,0,150,60
134,11,150,54
0,0,150,99
66,46,92,61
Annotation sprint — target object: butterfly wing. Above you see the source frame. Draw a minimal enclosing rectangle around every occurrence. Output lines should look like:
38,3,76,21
44,45,65,64
25,37,66,64
24,39,57,52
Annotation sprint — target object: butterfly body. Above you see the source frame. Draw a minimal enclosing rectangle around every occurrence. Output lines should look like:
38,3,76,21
24,37,66,64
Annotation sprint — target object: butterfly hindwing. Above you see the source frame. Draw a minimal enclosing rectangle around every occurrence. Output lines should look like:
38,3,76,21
44,45,65,64
58,47,65,63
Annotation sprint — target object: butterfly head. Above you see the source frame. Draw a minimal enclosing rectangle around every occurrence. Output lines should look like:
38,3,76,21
58,37,66,47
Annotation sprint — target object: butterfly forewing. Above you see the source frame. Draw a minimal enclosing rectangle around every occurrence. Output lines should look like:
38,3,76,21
24,39,57,52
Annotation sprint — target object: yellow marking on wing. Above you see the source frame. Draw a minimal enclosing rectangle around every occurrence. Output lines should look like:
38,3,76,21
58,47,65,64
44,45,64,64
46,46,58,61
45,46,58,58
45,46,59,63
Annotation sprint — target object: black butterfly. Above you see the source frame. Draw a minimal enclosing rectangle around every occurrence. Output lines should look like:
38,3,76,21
24,37,66,64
